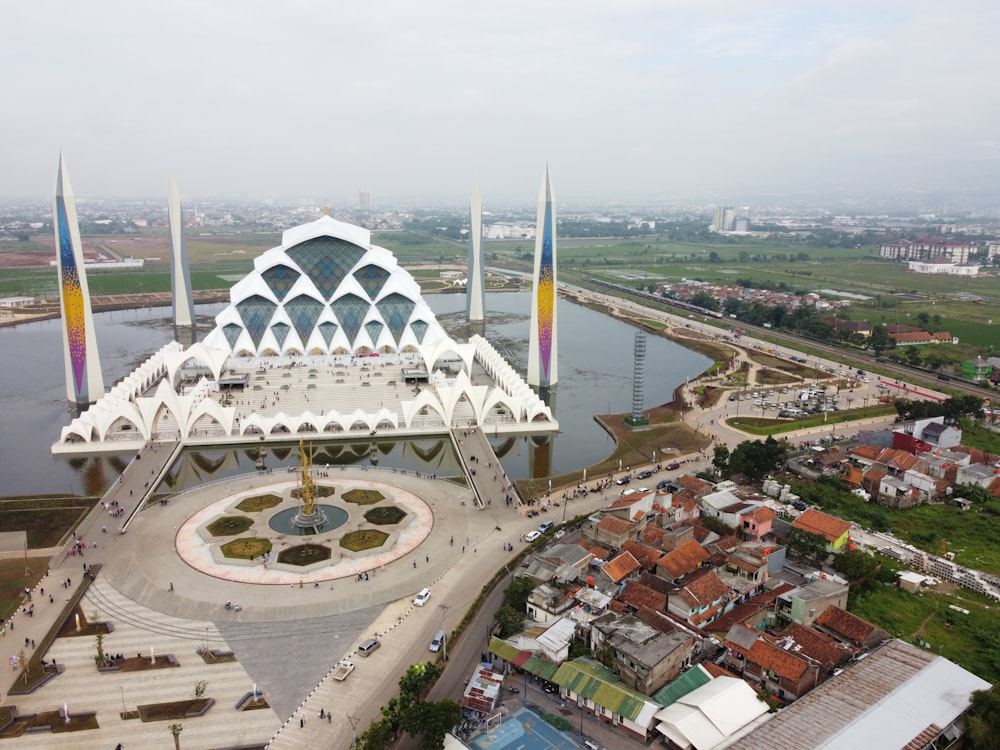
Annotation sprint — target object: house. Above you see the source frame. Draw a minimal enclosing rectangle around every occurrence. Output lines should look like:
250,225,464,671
700,488,746,526
507,616,577,663
790,509,851,551
777,622,853,673
593,516,637,548
526,582,576,623
657,539,710,582
721,624,821,701
775,578,849,626
960,356,992,382
621,540,664,572
811,606,889,650
666,569,731,626
521,542,594,584
615,579,668,615
551,657,662,740
600,551,642,587
956,462,1000,489
740,506,775,543
591,613,696,695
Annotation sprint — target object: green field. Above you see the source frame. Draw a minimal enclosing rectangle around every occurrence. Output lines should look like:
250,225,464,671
851,585,1000,684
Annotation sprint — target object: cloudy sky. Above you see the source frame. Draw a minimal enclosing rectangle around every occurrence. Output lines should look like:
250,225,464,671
4,1,998,205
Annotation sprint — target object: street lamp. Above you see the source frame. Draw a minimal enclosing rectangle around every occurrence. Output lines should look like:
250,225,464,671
116,684,125,715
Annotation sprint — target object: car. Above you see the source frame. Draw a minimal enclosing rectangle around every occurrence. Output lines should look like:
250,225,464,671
656,479,671,489
665,461,680,471
637,470,653,480
538,520,554,533
357,638,381,657
524,530,542,542
429,630,446,652
543,683,558,694
615,477,630,486
413,587,431,607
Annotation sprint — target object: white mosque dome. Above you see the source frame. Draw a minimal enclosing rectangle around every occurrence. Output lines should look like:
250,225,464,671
203,215,449,357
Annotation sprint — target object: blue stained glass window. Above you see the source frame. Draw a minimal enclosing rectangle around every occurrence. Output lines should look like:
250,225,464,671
287,237,366,301
222,323,244,350
410,319,429,344
330,293,369,345
271,322,290,348
353,264,391,300
318,321,338,348
364,320,384,348
235,295,277,348
261,264,300,302
375,293,416,343
283,295,324,345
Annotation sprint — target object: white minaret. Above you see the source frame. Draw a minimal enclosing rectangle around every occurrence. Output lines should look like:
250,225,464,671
466,179,485,322
53,154,104,405
527,164,557,388
168,175,195,327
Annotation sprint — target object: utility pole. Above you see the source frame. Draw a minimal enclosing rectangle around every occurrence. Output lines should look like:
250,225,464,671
438,603,451,661
347,707,360,749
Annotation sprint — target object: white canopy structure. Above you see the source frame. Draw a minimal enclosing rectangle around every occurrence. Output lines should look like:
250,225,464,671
654,677,769,750
54,214,556,453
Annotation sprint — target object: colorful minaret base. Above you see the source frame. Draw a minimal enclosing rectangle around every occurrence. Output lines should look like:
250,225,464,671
527,164,557,388
54,154,104,405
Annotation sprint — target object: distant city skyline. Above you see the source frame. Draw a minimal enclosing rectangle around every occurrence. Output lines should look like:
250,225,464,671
3,2,998,205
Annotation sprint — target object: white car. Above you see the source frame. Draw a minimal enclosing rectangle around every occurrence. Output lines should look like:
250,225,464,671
414,587,431,607
524,530,542,542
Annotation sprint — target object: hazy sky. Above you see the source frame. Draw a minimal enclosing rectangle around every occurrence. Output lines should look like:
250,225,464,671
4,1,998,204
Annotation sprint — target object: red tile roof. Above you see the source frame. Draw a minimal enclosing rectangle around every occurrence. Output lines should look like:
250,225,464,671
747,639,810,681
621,541,663,571
746,506,775,524
813,606,875,644
679,570,730,609
616,580,667,612
779,623,852,670
659,539,710,579
602,552,641,583
791,509,851,543
639,526,666,548
596,516,635,537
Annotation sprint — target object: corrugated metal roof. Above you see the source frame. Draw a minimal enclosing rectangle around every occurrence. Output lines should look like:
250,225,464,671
652,664,713,707
726,640,991,749
552,658,655,721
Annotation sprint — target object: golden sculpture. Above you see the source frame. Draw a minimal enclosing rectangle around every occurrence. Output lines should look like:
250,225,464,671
299,438,317,516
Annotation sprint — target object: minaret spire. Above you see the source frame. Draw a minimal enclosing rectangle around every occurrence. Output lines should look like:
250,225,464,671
54,153,104,405
527,164,557,388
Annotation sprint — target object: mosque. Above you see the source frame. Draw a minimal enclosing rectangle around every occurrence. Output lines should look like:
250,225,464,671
52,160,559,453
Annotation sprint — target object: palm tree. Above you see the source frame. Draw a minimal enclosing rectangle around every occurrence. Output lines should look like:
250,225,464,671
169,723,183,750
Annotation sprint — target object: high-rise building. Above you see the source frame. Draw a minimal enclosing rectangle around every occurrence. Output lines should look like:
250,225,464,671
466,179,485,322
168,175,195,328
356,189,371,212
528,165,557,388
53,154,104,405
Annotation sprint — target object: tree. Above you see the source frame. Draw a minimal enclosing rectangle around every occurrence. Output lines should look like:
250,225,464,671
356,717,393,750
869,325,894,356
400,699,462,750
916,311,930,327
712,445,731,476
966,689,1000,749
787,527,828,561
832,549,877,583
904,346,922,366
169,723,183,750
493,606,524,638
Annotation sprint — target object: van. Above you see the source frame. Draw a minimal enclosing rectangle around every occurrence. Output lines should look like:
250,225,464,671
429,630,446,653
583,741,601,750
538,520,554,533
357,638,381,657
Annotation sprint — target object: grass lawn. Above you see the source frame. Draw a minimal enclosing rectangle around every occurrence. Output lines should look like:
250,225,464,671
339,530,388,552
219,538,272,560
206,515,254,537
341,489,385,505
851,584,1000,684
235,493,282,512
137,698,213,722
0,496,94,548
0,558,49,621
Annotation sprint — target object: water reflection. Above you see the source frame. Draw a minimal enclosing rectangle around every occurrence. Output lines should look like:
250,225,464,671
0,293,710,496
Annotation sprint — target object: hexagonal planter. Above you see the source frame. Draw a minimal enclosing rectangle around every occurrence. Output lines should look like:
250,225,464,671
276,543,332,566
291,485,336,499
363,506,406,525
220,537,272,560
342,489,385,505
236,494,282,512
207,516,254,537
339,529,389,551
